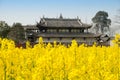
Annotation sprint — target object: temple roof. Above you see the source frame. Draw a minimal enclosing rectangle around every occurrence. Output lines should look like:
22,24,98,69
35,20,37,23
38,17,91,28
37,33,101,38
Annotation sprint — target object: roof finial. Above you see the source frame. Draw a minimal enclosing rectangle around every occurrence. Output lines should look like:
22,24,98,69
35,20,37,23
59,13,63,19
77,16,79,19
43,15,45,18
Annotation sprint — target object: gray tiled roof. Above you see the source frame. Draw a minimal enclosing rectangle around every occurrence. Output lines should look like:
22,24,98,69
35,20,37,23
39,18,91,28
23,25,39,30
37,33,101,38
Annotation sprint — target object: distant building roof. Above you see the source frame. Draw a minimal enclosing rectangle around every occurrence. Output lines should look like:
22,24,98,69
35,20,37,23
100,34,110,42
38,17,91,28
23,25,39,30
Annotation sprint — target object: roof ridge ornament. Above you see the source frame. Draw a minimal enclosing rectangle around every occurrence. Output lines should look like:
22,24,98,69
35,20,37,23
77,17,82,26
59,13,63,19
77,16,79,20
42,15,45,18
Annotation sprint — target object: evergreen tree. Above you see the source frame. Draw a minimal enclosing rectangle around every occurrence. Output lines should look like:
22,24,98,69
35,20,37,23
8,23,25,43
0,21,10,38
92,11,111,34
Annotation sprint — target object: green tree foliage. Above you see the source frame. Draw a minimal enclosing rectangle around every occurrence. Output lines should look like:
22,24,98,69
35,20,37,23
0,21,10,38
8,23,25,43
92,11,111,34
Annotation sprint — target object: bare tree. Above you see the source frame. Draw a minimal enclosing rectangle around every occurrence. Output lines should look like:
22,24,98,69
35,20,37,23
114,9,120,24
111,9,120,35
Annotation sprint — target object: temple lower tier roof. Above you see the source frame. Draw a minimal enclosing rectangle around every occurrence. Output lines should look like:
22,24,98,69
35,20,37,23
36,33,101,38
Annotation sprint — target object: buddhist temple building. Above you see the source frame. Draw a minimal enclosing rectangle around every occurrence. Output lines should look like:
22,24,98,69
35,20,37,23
24,15,110,46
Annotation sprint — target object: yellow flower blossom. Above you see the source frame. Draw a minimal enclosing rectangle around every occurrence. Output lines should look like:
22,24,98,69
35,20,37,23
0,34,120,80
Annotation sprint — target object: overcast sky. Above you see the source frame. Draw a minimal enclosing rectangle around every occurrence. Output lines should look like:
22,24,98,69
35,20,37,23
0,0,120,25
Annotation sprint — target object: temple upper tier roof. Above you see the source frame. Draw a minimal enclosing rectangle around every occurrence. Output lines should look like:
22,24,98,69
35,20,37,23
37,17,92,29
